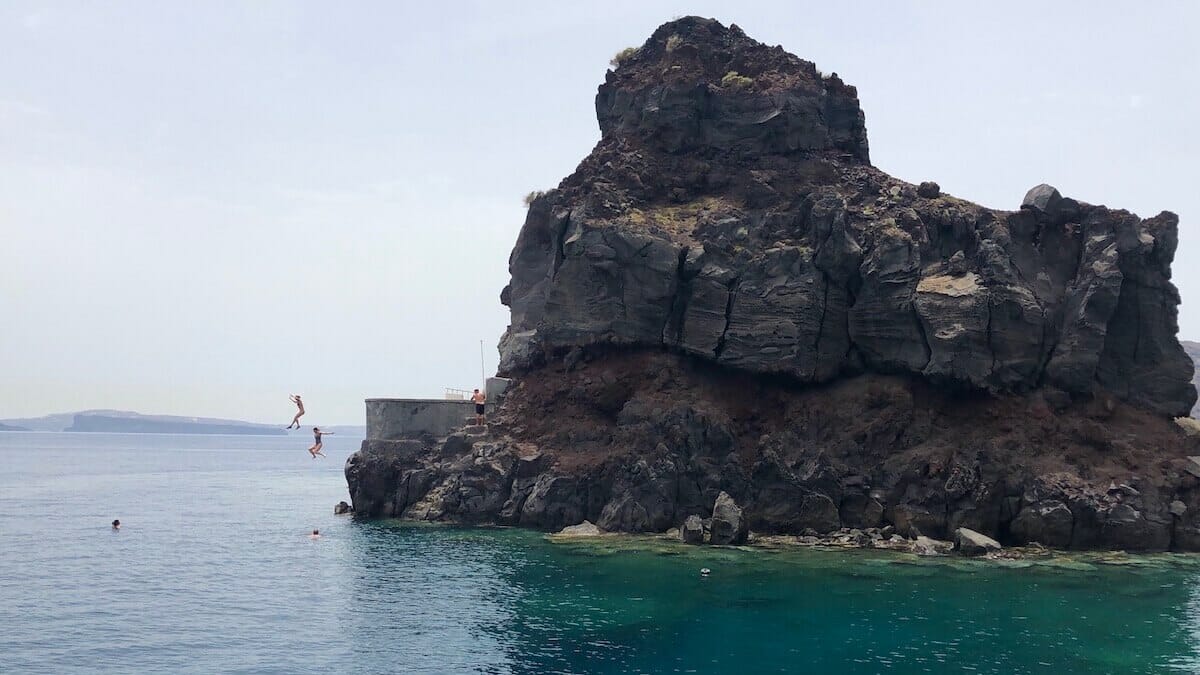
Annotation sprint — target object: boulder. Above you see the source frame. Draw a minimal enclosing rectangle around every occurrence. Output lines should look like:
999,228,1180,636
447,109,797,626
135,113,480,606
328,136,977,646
954,527,1001,555
888,504,945,539
681,514,705,544
334,501,353,515
1021,183,1064,219
1010,501,1074,548
839,493,884,529
557,520,603,536
917,181,940,198
1170,500,1188,517
710,491,749,545
913,535,954,556
797,493,841,533
1186,457,1200,479
1101,503,1171,551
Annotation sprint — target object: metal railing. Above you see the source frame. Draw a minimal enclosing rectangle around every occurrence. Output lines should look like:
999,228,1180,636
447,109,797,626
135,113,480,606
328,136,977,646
444,388,472,401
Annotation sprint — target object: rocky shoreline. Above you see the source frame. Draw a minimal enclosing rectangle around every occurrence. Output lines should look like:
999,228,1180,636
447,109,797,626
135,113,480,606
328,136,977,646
556,522,1018,560
553,489,1007,558
347,348,1200,552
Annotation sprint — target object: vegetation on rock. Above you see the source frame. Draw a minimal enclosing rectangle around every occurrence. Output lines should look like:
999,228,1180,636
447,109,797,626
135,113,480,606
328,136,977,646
610,47,638,68
720,70,753,89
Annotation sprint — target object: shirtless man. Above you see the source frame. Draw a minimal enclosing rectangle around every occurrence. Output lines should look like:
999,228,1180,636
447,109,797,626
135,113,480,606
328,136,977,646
471,388,487,426
286,395,305,429
308,427,333,458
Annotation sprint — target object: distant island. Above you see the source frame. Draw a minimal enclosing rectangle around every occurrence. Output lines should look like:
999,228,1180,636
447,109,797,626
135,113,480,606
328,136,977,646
0,410,364,436
65,414,286,435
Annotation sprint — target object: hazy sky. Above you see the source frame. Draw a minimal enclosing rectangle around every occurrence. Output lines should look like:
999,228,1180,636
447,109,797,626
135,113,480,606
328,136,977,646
2,2,1197,425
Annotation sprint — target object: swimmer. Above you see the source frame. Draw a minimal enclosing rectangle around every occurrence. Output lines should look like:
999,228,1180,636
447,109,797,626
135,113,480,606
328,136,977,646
308,427,333,458
309,529,321,540
112,519,121,531
286,394,305,429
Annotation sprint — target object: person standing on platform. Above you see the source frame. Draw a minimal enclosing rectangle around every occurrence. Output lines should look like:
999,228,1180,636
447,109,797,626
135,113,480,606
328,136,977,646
471,389,487,426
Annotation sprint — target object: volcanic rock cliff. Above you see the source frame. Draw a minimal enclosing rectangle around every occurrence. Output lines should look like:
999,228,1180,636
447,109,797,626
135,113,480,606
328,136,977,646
348,17,1200,551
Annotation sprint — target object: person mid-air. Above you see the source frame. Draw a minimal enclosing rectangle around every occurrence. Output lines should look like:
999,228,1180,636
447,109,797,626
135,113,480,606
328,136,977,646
308,427,333,458
286,395,305,429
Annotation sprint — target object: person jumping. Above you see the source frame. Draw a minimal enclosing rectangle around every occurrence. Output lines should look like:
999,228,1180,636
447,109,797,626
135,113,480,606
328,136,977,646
287,395,305,429
308,427,333,458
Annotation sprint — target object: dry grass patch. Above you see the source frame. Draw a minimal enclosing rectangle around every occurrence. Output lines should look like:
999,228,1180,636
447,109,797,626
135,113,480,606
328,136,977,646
1176,416,1200,437
623,196,738,240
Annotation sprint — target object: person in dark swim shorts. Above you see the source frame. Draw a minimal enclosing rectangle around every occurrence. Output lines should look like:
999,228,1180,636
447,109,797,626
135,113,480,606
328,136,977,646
471,388,486,426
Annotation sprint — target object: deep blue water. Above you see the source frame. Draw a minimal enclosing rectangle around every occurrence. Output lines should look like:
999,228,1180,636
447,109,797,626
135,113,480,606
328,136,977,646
1,432,1199,674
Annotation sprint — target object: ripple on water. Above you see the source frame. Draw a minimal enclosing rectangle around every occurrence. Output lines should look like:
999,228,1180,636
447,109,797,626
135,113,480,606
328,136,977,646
2,434,1199,674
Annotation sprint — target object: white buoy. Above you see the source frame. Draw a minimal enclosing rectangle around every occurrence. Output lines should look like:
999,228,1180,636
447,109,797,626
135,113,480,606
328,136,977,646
700,567,711,576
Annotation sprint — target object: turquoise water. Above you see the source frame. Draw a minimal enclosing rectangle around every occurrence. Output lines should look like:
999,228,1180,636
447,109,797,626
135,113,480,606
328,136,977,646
1,433,1199,673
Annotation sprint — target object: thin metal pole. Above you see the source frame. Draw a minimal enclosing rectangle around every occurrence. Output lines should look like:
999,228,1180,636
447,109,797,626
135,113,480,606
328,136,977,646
480,339,486,390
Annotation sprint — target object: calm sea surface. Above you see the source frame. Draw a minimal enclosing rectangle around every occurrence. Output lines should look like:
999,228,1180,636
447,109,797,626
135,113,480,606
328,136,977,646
1,432,1199,674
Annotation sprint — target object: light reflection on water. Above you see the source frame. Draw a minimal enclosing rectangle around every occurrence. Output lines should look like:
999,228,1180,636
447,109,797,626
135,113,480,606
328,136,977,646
0,432,1198,674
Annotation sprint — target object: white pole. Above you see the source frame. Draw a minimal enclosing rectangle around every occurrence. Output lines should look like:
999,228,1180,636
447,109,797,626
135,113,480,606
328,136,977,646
480,339,486,391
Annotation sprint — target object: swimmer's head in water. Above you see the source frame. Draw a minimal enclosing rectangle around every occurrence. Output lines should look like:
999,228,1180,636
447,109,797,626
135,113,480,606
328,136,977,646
312,529,319,535
112,519,120,528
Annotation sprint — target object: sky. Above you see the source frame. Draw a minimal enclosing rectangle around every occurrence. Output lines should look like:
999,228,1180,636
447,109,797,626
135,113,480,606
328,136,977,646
2,1,1198,425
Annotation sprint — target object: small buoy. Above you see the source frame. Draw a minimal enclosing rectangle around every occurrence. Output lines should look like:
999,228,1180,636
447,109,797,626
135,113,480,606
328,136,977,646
700,567,711,576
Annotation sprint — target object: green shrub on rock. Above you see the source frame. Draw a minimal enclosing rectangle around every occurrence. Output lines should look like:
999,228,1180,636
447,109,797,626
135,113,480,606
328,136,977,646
721,71,753,89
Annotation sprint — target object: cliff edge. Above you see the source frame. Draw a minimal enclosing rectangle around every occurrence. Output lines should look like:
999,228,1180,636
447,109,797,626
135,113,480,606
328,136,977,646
348,17,1200,551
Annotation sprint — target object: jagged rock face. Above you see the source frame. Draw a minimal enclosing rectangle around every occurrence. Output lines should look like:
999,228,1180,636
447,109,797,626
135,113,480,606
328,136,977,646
595,19,868,161
500,17,1195,417
346,350,1200,552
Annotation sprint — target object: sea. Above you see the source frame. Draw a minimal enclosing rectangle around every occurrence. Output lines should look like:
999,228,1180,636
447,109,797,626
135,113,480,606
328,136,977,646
1,432,1199,674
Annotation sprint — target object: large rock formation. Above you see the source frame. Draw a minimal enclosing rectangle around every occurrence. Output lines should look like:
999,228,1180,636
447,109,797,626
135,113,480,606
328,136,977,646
348,17,1200,551
502,18,1193,416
